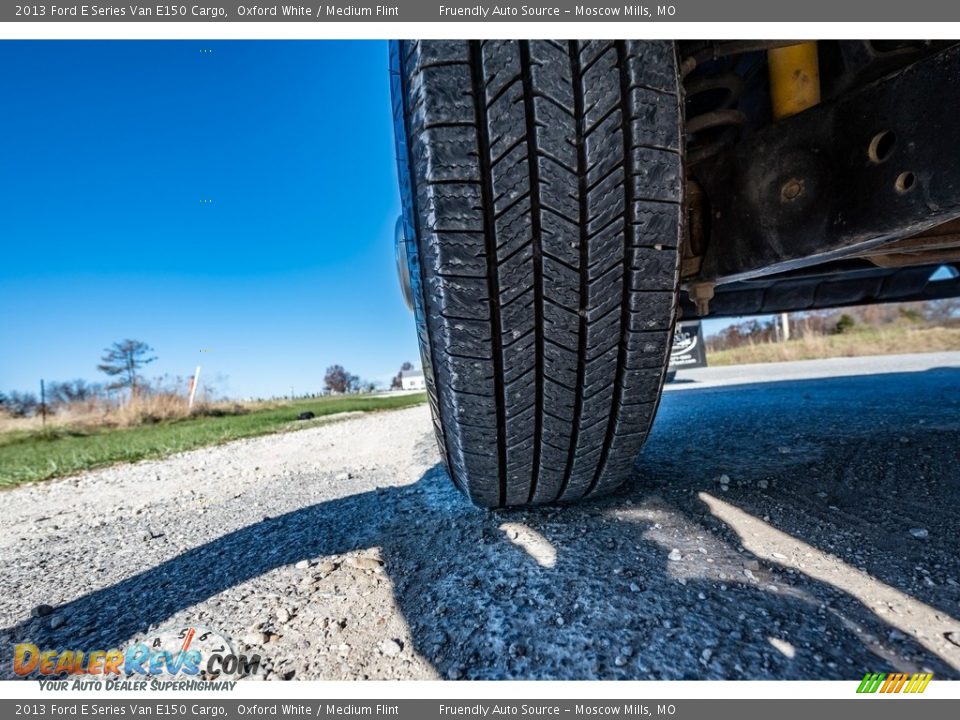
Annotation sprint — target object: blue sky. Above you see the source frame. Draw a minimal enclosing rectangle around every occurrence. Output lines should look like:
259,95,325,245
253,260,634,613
0,41,420,399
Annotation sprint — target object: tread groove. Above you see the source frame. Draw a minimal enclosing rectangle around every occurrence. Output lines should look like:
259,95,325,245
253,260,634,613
518,41,546,505
555,40,591,503
471,40,508,508
584,42,640,500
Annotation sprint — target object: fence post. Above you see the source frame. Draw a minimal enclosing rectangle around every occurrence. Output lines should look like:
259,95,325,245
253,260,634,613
188,366,201,410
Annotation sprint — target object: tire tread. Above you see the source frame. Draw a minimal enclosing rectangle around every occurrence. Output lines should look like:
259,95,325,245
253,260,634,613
398,40,682,507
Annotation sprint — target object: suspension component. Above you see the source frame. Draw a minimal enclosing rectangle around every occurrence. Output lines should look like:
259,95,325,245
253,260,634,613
684,71,747,165
688,282,716,317
768,42,821,120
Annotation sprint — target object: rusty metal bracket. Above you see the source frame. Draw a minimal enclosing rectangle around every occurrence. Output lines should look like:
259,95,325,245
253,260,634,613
697,42,960,284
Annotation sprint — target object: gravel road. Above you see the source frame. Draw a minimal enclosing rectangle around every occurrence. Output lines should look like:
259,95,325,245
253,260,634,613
2,353,959,681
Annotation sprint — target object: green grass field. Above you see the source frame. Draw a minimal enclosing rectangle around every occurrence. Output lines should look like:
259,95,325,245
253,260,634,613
0,393,427,488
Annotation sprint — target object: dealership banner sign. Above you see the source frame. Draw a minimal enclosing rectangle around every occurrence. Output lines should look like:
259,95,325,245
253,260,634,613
4,1,960,22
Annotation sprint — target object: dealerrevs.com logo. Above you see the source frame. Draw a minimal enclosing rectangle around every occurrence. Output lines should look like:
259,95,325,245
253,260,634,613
13,626,261,690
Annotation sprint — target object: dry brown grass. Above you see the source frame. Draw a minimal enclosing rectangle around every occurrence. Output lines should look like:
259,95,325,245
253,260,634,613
0,393,251,433
708,325,960,366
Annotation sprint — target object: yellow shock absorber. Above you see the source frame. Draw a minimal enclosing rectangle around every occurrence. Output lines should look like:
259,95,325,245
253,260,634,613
768,42,820,120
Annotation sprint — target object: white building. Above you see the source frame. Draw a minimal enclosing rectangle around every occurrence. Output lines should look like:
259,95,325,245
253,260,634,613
400,369,425,391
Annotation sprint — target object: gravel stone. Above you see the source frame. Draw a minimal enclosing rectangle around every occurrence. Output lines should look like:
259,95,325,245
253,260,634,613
348,556,384,570
379,639,402,656
31,605,54,618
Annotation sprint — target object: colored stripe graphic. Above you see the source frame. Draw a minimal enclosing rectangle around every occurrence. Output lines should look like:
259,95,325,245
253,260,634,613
857,672,932,693
857,672,885,693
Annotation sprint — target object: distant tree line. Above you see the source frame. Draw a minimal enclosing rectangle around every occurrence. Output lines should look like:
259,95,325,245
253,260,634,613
322,365,377,395
1,339,158,417
2,338,398,418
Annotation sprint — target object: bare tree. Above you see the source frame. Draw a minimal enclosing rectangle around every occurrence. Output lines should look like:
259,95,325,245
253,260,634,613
1,390,39,417
47,379,101,408
924,297,960,324
390,361,415,390
324,365,359,394
97,339,157,395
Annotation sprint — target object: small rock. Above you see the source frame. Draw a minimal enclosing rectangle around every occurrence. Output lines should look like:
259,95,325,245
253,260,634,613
758,480,769,490
379,639,402,656
277,608,293,624
335,472,351,481
668,549,682,562
295,560,311,570
772,552,787,560
909,528,929,539
744,559,760,571
317,560,339,574
349,556,384,570
769,638,796,658
614,655,628,667
718,474,731,485
744,569,757,581
629,583,641,593
49,615,66,630
31,604,54,618
244,632,270,645
701,648,713,663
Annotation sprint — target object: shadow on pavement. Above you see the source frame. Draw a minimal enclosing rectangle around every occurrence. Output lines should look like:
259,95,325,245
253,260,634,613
3,367,959,680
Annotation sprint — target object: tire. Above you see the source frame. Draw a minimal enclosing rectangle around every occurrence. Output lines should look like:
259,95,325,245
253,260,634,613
392,40,683,507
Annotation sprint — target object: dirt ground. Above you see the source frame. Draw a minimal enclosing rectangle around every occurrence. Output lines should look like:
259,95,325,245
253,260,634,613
2,353,958,681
